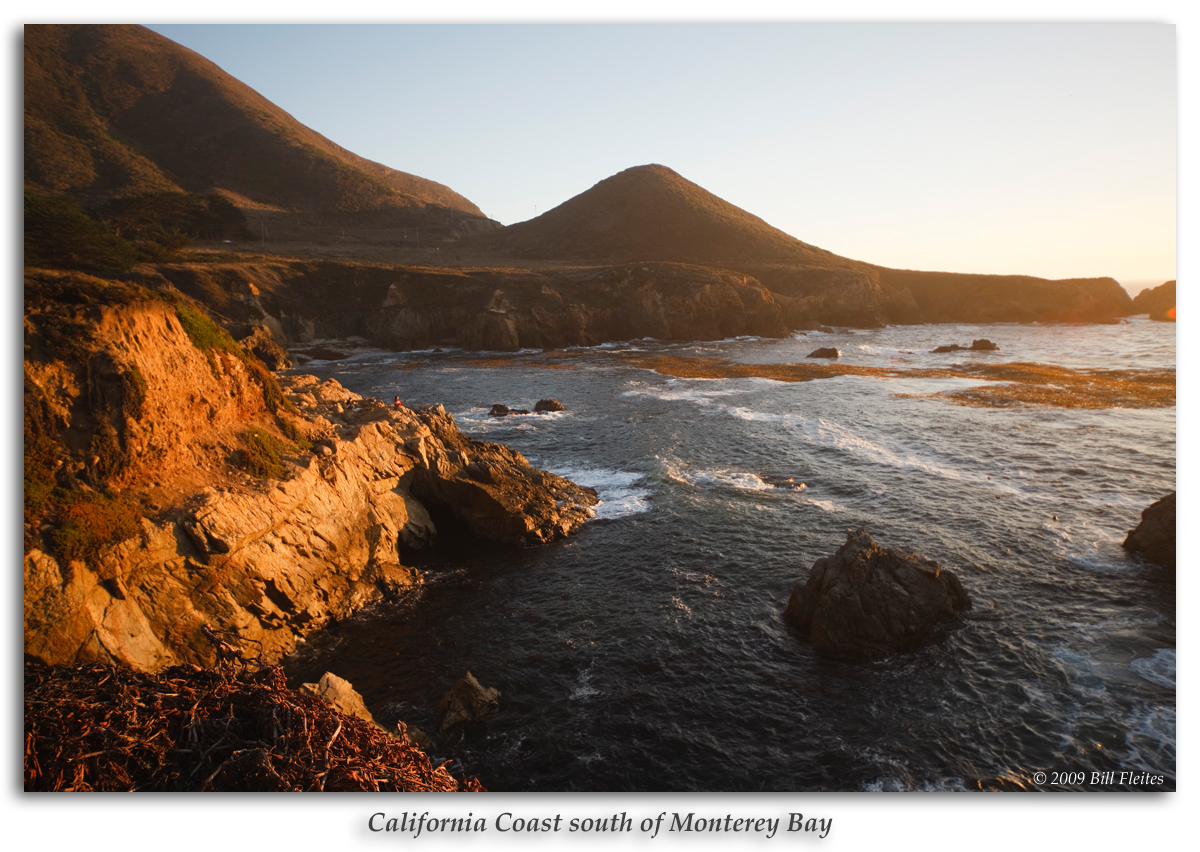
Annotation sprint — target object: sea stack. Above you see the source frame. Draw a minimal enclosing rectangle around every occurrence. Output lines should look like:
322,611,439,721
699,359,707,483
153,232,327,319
785,529,971,660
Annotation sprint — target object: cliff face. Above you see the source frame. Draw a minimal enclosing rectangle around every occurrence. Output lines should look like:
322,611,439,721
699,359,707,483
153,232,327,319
136,260,791,351
24,275,597,672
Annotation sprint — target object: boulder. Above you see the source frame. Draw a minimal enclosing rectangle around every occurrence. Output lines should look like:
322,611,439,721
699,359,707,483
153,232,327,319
784,529,971,660
535,398,565,413
1123,492,1175,570
296,346,348,361
437,672,500,733
489,404,510,416
301,671,379,728
807,347,840,359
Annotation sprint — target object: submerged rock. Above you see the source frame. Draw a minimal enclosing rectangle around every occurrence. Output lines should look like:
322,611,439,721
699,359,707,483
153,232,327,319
784,529,971,660
807,347,840,359
437,672,501,733
1123,492,1175,570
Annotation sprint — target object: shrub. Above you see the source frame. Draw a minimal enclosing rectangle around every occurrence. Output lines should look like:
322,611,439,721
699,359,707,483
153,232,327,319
121,367,149,419
175,305,243,360
241,428,288,479
48,490,142,568
24,191,139,273
277,417,313,453
175,305,294,414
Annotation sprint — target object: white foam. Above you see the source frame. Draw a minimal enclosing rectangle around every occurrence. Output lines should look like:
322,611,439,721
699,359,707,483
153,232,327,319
569,666,601,701
622,383,745,404
546,464,651,520
802,498,847,513
673,468,775,492
1131,649,1175,690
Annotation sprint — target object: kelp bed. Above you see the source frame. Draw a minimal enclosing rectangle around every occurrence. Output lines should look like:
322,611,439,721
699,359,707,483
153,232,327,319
24,659,484,792
564,353,1175,410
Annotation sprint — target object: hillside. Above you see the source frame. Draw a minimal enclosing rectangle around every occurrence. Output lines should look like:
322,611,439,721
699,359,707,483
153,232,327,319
468,164,853,268
24,25,490,234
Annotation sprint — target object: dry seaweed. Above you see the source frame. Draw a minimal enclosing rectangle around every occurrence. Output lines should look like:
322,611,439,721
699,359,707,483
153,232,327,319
24,653,484,792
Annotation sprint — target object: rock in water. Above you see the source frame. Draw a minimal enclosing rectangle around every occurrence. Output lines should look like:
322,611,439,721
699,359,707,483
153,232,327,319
931,340,998,353
784,529,971,660
535,398,565,413
437,672,500,733
489,404,511,416
807,347,840,359
1123,492,1176,570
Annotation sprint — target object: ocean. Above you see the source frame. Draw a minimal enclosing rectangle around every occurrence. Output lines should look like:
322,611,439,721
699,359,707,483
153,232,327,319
283,319,1176,791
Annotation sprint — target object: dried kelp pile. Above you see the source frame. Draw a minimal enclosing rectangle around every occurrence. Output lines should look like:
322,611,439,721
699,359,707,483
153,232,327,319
24,659,484,792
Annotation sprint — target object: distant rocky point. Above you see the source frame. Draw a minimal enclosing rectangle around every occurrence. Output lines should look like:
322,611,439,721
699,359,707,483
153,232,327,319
1132,281,1176,322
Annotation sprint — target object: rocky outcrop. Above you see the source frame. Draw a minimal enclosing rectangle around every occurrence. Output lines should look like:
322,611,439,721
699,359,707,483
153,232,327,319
1123,492,1175,570
235,324,292,369
1132,280,1176,322
26,376,597,671
784,529,971,660
807,347,840,359
437,672,501,733
932,339,999,353
24,283,598,673
535,398,564,413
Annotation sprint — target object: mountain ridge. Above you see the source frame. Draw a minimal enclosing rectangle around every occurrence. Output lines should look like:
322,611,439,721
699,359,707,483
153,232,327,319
25,24,488,222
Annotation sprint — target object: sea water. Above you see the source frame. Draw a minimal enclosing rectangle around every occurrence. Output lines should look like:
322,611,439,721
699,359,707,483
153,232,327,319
283,319,1176,791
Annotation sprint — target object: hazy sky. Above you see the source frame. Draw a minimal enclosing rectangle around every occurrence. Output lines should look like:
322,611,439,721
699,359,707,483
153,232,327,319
140,23,1175,284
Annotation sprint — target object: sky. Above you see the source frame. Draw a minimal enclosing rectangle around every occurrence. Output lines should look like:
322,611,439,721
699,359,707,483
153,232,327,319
143,21,1176,287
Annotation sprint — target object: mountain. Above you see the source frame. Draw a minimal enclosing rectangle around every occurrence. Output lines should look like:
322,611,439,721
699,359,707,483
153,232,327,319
24,25,487,224
468,164,854,267
467,164,1133,326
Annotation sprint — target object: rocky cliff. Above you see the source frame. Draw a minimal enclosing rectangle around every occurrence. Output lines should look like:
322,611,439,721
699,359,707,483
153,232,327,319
24,272,597,672
131,259,790,351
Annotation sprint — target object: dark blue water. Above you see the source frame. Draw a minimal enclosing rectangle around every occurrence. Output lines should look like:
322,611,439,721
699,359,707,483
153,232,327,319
283,320,1175,791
